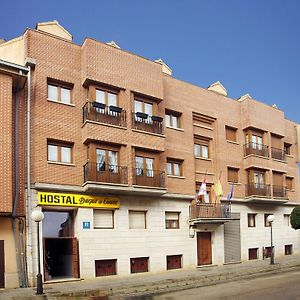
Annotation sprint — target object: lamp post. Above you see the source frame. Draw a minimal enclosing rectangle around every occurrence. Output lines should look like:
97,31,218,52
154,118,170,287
267,214,275,265
31,210,44,294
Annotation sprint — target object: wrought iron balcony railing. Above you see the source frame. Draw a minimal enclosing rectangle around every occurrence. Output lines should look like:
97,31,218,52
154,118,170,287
132,168,165,188
83,102,126,127
189,203,231,219
84,162,128,184
272,185,287,198
245,183,271,197
244,143,269,158
132,112,164,135
271,147,286,161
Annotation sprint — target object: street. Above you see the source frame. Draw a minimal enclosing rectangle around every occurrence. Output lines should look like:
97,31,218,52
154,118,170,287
153,269,300,300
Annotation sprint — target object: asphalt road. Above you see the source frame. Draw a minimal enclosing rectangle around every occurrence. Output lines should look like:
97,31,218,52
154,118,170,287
153,269,300,300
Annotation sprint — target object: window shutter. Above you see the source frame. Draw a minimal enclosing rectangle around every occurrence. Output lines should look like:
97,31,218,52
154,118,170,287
286,177,293,190
226,126,237,142
228,168,238,183
93,210,113,228
129,211,146,229
165,212,179,220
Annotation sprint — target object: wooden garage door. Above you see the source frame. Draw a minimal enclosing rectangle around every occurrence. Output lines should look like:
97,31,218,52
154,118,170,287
0,240,4,288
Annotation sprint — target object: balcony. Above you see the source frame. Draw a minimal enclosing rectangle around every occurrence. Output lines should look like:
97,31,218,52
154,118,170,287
189,203,232,224
132,168,165,188
272,185,287,198
83,102,126,127
245,183,271,197
271,147,286,161
132,113,164,135
84,162,128,184
244,143,269,158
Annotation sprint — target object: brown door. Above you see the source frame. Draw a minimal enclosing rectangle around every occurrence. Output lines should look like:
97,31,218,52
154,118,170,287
72,238,79,278
197,232,212,265
0,240,4,288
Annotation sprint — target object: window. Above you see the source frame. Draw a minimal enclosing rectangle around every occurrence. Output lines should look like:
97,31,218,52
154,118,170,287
194,136,210,159
47,82,72,104
285,245,293,255
47,141,72,163
167,159,182,176
96,89,118,114
254,171,265,188
95,259,117,277
225,126,237,142
284,143,292,155
248,214,256,227
248,248,258,260
135,156,154,177
264,214,272,227
165,212,180,229
134,99,153,116
284,214,290,226
167,255,182,270
96,148,119,173
286,177,293,190
130,257,149,273
129,211,146,229
250,134,263,150
264,246,273,258
165,110,181,129
93,210,114,229
227,167,239,183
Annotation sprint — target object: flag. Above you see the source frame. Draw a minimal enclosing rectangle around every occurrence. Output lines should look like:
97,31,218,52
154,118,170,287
214,180,223,197
198,180,207,196
227,183,234,201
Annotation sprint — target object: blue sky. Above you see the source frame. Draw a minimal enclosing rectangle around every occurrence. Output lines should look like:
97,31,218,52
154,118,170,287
1,0,299,123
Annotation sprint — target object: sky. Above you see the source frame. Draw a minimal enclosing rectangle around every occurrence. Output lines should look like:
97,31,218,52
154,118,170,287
1,0,300,123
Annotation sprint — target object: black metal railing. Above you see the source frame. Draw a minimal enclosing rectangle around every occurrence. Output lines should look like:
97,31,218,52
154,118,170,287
271,147,286,161
272,185,287,198
132,168,165,188
189,203,231,219
245,183,271,197
83,102,126,127
132,113,164,135
84,162,128,184
244,143,269,158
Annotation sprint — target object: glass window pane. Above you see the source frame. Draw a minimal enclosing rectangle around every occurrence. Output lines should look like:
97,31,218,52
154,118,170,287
108,93,117,106
165,114,171,127
48,85,58,101
144,103,153,116
135,156,144,175
172,116,178,128
167,162,172,175
173,163,180,176
251,135,257,148
61,146,71,163
146,158,154,177
108,151,118,173
96,90,105,104
202,145,208,158
48,145,58,161
96,149,106,171
194,144,200,157
61,88,71,104
134,100,143,113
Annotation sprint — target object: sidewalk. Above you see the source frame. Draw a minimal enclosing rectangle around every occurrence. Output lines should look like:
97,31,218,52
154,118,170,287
1,254,300,300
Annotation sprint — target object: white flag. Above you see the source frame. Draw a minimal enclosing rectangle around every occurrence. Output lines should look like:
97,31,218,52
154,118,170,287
198,181,207,196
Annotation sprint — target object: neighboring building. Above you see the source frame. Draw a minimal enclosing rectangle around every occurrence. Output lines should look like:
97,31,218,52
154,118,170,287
0,20,299,288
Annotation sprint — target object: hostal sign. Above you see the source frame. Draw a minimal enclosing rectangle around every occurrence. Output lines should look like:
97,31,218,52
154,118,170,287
38,192,120,209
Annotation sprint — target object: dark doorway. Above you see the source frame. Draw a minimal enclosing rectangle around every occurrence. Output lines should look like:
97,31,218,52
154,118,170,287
197,232,212,265
0,240,4,288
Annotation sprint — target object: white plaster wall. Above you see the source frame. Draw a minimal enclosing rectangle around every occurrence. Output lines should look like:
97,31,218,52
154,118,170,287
75,197,196,278
232,203,299,261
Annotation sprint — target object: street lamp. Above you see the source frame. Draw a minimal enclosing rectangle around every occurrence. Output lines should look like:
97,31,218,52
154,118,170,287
31,210,44,294
267,214,275,265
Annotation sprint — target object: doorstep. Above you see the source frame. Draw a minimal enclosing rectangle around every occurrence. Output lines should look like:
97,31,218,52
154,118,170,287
196,264,218,269
44,277,82,284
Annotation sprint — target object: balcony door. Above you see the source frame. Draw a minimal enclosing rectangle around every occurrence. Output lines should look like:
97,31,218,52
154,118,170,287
247,169,269,196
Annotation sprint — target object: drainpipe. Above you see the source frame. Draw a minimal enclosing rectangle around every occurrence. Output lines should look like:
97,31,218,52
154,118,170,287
24,57,36,287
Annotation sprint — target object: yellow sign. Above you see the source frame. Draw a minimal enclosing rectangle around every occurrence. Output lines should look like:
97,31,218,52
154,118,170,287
38,192,120,209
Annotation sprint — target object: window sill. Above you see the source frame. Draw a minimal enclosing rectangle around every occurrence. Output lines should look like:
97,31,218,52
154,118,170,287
82,120,127,130
271,158,287,163
166,126,184,132
286,154,294,158
227,182,241,185
47,161,75,167
244,154,269,160
47,99,75,107
195,156,212,161
193,123,213,131
226,140,239,145
167,175,186,179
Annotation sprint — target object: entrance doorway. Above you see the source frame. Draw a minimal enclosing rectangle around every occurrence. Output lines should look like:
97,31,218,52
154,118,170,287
0,240,4,288
197,232,212,265
42,211,79,280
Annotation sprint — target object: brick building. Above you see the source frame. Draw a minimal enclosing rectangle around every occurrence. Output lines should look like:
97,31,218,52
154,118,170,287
0,21,299,288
